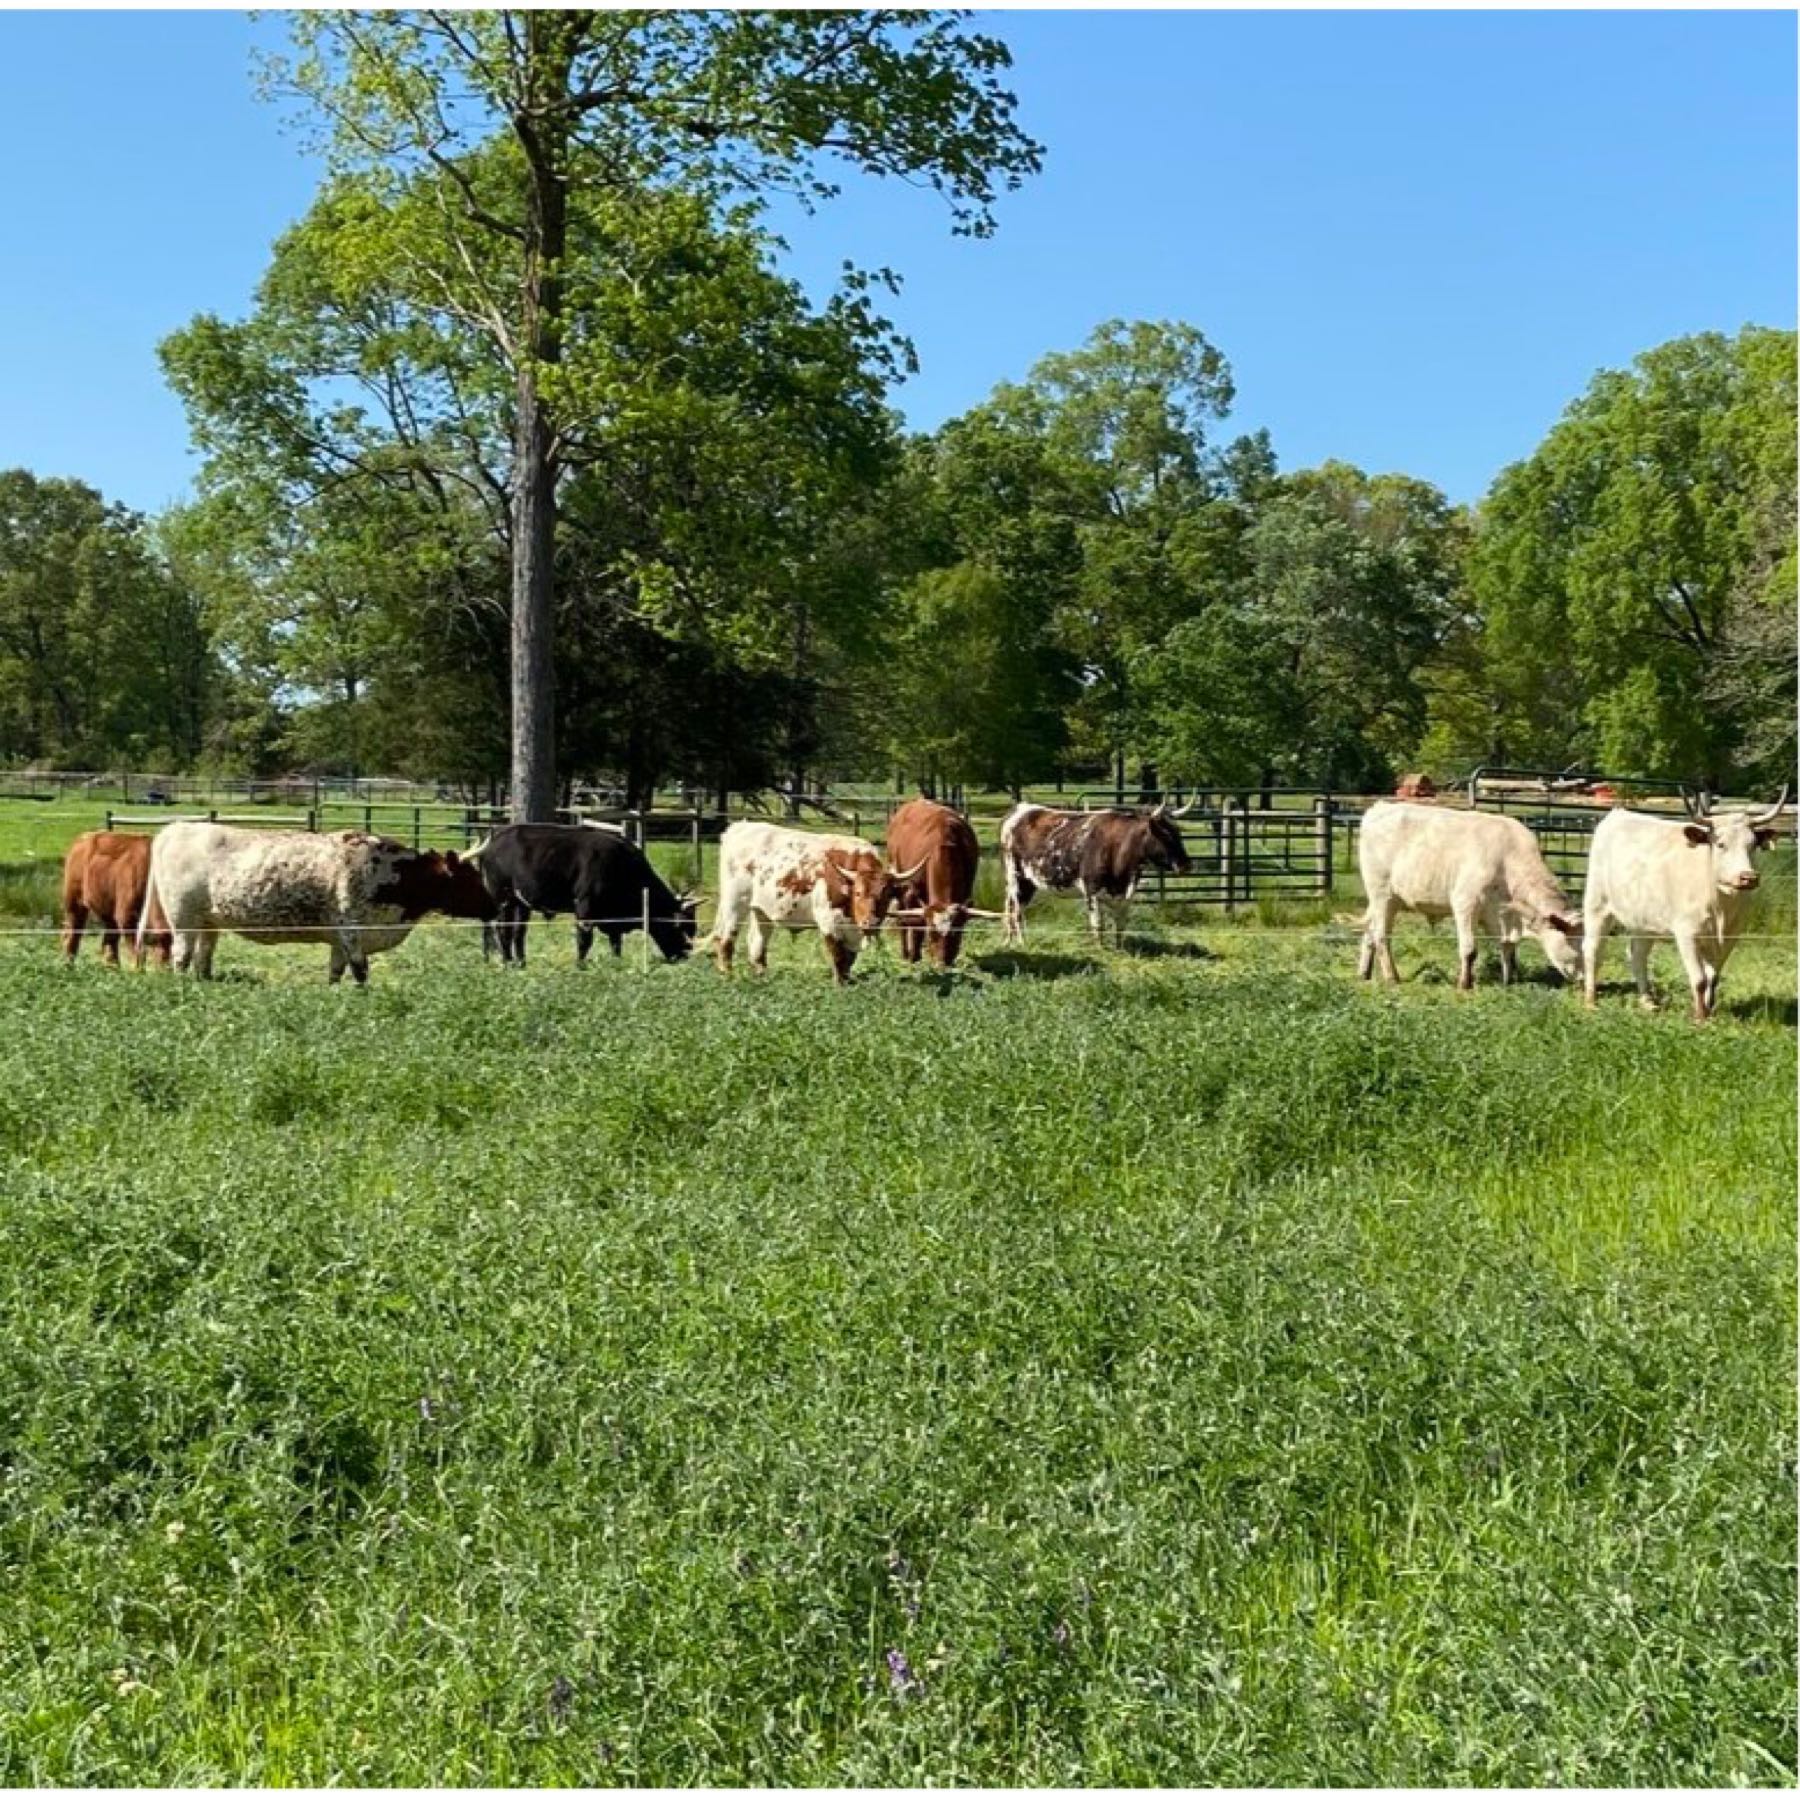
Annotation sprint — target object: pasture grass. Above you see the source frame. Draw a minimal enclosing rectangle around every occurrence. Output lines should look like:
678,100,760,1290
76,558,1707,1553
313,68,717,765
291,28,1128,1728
0,896,1792,1784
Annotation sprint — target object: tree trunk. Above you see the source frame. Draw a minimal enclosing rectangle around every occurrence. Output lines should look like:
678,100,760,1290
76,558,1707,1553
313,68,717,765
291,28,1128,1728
1113,747,1126,806
510,409,557,822
507,35,570,825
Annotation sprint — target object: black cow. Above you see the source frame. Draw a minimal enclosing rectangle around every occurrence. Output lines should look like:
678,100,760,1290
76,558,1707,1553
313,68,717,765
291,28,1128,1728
999,802,1194,947
468,824,699,966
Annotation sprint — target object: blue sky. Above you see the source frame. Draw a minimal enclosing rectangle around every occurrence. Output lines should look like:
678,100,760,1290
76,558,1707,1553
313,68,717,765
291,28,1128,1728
0,9,1791,513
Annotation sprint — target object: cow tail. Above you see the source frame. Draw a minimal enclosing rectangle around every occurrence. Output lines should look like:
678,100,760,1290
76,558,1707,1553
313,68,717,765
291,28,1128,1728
136,842,160,964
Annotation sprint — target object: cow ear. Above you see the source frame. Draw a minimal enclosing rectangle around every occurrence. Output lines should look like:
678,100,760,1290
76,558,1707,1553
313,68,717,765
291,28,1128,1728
1683,824,1713,846
445,850,461,869
1546,913,1580,936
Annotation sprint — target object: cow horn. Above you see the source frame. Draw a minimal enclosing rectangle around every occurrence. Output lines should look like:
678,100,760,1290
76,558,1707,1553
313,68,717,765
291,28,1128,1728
1168,797,1199,819
1681,785,1711,821
1750,783,1790,828
887,857,928,885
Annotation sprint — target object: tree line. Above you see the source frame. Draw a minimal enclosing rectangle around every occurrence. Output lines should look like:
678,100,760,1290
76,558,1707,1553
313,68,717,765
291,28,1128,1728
1,13,1792,802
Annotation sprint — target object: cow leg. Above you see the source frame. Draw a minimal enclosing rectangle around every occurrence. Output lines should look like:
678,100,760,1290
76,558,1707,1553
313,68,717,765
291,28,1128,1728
1002,859,1030,945
1672,927,1710,1023
98,914,124,968
1626,935,1657,1009
507,902,529,968
1111,897,1131,951
711,894,742,975
62,898,87,963
1496,913,1519,987
747,910,773,975
194,932,217,981
574,920,595,965
1364,896,1400,984
1580,915,1605,1009
821,933,854,984
608,932,623,958
1083,886,1106,944
328,942,346,984
1453,906,1479,990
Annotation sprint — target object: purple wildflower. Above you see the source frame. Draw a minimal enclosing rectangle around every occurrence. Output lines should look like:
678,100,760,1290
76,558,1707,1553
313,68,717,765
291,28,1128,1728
886,1647,922,1702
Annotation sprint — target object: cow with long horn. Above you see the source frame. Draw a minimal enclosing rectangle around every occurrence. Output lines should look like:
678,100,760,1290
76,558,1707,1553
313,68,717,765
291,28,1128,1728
712,821,922,984
883,796,985,969
1581,785,1789,1021
999,800,1195,947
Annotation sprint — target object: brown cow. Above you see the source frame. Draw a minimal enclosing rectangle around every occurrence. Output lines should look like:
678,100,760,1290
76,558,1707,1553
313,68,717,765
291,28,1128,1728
61,831,170,967
885,797,982,969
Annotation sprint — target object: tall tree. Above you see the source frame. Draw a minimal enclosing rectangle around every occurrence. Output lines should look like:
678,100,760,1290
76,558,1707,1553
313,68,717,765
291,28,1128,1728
164,177,907,796
981,319,1258,789
1136,463,1464,791
267,11,1040,818
1460,326,1796,782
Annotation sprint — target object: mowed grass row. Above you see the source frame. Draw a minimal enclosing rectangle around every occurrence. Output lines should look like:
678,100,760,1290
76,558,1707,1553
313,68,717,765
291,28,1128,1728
0,916,1792,1784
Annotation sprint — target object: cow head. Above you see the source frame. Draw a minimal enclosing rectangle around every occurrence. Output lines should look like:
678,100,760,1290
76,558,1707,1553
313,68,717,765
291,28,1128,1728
821,850,924,931
649,888,702,961
1533,911,1584,980
1145,802,1195,876
374,844,498,922
1682,785,1788,895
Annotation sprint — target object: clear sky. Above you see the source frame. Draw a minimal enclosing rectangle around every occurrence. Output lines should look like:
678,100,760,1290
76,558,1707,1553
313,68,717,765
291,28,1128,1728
0,9,1792,513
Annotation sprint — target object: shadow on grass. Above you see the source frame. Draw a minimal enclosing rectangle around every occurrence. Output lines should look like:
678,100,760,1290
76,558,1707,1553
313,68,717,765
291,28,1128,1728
905,966,987,997
1120,935,1220,963
971,949,1105,982
1720,992,1798,1028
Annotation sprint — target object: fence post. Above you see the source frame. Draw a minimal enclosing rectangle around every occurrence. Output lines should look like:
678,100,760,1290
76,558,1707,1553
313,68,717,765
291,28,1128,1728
413,805,421,850
690,808,702,887
641,886,651,973
1314,794,1333,896
1222,796,1239,914
105,809,115,832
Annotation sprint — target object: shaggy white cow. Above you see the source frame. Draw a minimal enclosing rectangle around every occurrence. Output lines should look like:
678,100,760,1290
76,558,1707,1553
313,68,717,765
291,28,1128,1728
1581,789,1787,1022
711,821,919,984
1356,801,1582,989
141,822,490,983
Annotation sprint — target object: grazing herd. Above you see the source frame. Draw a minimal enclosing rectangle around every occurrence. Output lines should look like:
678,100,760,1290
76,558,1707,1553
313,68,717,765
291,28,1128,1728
54,785,1789,1020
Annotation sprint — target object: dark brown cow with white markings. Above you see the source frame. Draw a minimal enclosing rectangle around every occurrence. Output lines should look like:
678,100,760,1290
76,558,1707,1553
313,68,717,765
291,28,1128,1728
1000,802,1194,947
885,797,982,969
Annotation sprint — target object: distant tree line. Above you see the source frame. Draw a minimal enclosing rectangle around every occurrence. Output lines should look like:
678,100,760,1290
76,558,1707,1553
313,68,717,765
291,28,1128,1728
0,15,1790,800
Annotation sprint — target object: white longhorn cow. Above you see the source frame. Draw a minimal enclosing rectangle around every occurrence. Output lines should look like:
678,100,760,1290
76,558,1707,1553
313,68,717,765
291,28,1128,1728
1580,788,1788,1022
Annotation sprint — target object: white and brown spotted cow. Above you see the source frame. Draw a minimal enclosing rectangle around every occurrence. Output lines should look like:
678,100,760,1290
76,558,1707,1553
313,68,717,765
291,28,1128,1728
999,802,1193,947
141,822,492,983
711,821,920,985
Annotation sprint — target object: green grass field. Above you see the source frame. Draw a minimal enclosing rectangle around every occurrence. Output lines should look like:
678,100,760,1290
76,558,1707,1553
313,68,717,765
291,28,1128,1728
0,806,1793,1782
